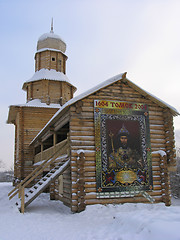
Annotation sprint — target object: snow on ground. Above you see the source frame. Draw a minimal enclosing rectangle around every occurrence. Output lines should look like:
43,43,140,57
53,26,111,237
1,182,180,240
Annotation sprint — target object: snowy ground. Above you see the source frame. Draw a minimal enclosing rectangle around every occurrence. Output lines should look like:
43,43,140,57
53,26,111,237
1,182,180,240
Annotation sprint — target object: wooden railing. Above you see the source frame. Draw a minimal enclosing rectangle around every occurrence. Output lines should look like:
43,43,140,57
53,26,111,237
8,138,69,212
34,140,67,164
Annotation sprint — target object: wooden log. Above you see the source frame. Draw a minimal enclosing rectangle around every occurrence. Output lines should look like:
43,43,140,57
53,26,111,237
150,129,165,135
151,147,166,152
149,115,164,121
150,125,164,130
70,140,95,146
70,121,94,127
70,136,95,141
149,119,164,125
84,172,96,177
85,196,163,205
71,146,95,151
70,126,94,131
70,131,94,136
150,134,166,139
71,150,95,157
150,139,166,144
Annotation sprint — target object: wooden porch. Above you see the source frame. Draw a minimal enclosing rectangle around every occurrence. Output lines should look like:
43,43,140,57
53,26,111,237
8,138,71,213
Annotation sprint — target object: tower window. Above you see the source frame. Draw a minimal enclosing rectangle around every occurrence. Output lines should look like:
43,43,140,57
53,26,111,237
58,59,61,71
52,57,56,61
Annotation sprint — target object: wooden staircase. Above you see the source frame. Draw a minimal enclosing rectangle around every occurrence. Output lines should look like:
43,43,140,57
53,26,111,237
8,145,70,213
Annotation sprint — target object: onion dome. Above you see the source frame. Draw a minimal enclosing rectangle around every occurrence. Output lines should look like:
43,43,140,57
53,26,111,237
37,20,66,53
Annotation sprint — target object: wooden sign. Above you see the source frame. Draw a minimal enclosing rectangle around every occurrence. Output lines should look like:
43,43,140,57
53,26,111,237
94,100,153,198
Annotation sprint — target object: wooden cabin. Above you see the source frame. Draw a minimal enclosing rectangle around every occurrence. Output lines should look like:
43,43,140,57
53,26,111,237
8,27,179,213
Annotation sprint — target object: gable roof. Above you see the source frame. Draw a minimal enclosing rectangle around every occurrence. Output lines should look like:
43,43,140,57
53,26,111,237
30,72,179,145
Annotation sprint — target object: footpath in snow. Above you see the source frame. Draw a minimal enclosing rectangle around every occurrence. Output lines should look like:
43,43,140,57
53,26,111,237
1,182,180,240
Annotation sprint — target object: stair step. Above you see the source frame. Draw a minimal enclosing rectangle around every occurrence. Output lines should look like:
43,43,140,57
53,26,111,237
15,159,70,211
54,166,60,170
46,174,52,177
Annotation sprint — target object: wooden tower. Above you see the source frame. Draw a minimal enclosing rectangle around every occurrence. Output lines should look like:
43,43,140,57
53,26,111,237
7,24,76,184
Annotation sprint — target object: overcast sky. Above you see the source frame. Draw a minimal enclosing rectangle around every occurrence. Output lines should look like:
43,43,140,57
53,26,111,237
1,0,180,169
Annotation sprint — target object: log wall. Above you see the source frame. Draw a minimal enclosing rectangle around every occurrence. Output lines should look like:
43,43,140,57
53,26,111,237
69,80,175,212
35,50,66,74
26,80,73,105
53,164,71,207
14,106,58,181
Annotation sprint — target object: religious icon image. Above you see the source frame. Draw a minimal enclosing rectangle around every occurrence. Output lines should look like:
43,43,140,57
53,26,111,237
104,119,147,187
94,100,153,197
108,124,143,170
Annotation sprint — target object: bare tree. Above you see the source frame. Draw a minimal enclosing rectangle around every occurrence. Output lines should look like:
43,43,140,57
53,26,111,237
0,159,6,169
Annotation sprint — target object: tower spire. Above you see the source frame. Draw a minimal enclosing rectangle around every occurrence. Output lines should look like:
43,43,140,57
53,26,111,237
50,18,54,33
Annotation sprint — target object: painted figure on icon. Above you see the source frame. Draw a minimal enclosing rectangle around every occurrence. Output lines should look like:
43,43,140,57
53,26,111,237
108,124,143,170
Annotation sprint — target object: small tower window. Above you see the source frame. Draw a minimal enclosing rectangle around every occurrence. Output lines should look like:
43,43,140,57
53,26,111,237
58,59,61,71
52,57,56,61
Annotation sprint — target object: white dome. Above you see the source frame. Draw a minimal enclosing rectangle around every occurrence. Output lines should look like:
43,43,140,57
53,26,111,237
37,31,66,53
38,32,63,41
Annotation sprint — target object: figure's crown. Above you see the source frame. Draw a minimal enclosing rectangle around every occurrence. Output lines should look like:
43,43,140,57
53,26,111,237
118,124,129,136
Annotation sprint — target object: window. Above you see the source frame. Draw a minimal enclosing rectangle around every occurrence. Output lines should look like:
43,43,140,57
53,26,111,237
52,57,55,61
58,59,61,71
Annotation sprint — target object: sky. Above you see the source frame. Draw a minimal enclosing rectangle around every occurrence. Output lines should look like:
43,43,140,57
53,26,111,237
1,0,180,170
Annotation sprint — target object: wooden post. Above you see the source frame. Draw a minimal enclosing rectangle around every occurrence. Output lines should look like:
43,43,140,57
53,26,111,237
19,108,24,180
163,109,176,166
76,151,86,212
21,187,25,213
40,142,43,161
75,101,83,114
160,154,171,206
13,123,18,186
50,132,56,200
50,180,55,200
53,132,57,153
18,186,21,198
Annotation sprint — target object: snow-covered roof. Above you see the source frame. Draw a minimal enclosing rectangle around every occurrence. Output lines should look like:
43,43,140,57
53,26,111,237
37,31,66,53
35,47,67,56
25,69,69,83
22,69,75,91
7,99,60,124
30,72,179,145
38,32,65,43
10,99,61,109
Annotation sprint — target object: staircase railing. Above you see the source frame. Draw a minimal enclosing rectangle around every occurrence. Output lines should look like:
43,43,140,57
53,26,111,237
8,138,69,212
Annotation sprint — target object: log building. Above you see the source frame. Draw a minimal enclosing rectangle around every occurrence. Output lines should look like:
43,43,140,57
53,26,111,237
8,25,179,213
7,25,76,183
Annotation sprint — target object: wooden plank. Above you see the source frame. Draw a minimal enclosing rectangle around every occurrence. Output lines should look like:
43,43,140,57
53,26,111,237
85,196,163,205
150,125,164,130
70,131,94,136
150,139,166,144
70,136,95,141
70,126,94,131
